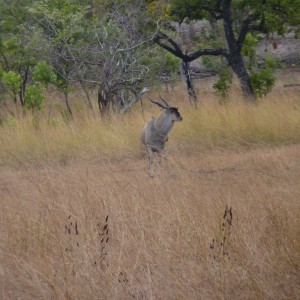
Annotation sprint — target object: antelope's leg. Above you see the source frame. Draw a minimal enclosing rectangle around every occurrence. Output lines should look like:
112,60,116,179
146,146,154,177
161,149,171,173
157,152,162,165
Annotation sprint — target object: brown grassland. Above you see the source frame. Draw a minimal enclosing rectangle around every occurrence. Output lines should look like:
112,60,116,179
0,73,300,299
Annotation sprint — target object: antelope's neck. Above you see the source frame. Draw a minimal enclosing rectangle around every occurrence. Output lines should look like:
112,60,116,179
155,113,174,134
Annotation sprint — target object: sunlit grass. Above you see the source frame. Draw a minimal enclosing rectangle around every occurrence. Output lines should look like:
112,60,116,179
0,84,300,166
0,81,299,299
1,142,299,299
174,92,300,150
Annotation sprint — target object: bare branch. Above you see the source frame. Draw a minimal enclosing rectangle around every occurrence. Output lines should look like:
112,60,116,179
120,87,149,114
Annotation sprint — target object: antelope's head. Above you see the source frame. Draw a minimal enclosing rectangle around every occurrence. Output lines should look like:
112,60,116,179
149,96,183,122
165,106,182,122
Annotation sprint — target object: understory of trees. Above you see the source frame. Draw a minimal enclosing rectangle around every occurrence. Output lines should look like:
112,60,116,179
0,0,299,117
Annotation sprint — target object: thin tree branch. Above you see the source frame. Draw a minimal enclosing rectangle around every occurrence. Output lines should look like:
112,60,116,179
120,87,149,114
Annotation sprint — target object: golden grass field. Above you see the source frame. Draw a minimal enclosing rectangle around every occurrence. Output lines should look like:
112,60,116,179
0,76,300,299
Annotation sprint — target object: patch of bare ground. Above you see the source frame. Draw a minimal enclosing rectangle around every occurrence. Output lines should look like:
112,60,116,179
0,144,299,299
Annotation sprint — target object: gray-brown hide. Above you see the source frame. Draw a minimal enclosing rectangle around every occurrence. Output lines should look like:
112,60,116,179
141,97,182,176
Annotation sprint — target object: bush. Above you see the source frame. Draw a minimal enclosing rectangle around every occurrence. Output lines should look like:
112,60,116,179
24,84,45,110
249,55,278,98
2,71,21,94
33,61,57,86
213,68,232,102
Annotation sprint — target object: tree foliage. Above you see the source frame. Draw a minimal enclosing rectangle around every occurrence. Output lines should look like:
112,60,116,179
249,54,278,98
2,71,21,102
213,67,232,101
0,0,299,116
33,61,57,86
0,0,161,115
150,0,300,100
24,84,45,110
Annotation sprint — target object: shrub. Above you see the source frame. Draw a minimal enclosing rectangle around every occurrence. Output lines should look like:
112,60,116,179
249,69,276,98
24,84,45,110
2,71,21,94
249,55,278,98
33,61,57,86
213,68,232,102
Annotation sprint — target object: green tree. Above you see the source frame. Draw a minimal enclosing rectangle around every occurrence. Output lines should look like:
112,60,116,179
88,1,154,115
29,0,153,116
150,0,300,101
0,0,47,105
28,0,92,116
2,70,21,103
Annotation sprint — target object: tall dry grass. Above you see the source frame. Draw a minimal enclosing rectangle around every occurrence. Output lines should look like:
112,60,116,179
0,80,300,299
0,144,299,299
0,84,300,167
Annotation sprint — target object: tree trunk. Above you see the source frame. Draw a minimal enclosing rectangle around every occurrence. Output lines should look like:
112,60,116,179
79,80,94,113
64,91,73,117
229,53,254,100
19,66,29,106
222,1,255,101
98,82,110,117
181,61,198,105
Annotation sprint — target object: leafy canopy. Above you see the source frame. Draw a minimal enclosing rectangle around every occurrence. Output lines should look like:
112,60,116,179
168,0,300,32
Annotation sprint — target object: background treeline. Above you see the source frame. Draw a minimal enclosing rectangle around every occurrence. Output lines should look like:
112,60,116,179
0,0,299,119
0,0,172,117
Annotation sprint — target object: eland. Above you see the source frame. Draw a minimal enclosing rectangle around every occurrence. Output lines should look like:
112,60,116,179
141,96,182,176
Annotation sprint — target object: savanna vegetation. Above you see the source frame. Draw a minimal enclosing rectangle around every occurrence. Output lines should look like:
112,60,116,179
1,80,299,299
0,0,300,299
